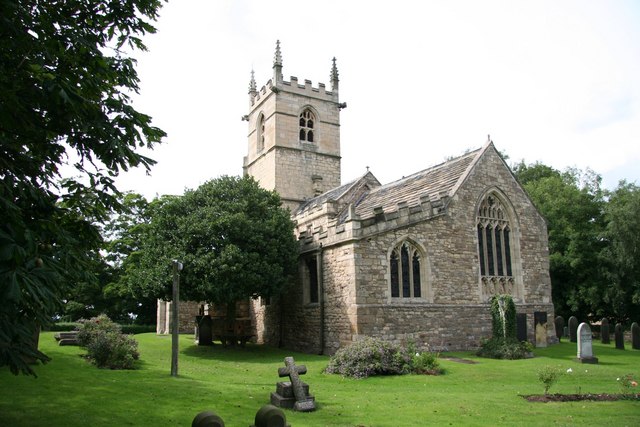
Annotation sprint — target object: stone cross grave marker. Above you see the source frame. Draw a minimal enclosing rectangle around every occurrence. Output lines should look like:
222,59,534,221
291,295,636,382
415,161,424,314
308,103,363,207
576,322,598,364
277,356,316,412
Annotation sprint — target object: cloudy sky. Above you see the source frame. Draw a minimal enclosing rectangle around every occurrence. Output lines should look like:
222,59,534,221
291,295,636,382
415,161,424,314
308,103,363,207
117,0,640,199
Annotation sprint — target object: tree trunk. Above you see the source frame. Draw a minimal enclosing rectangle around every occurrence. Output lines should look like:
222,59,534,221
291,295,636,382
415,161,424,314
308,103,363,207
225,302,237,346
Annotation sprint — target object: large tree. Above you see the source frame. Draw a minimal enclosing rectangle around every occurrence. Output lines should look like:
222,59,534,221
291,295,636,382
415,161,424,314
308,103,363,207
129,176,299,322
601,181,640,322
514,162,607,320
1,0,165,375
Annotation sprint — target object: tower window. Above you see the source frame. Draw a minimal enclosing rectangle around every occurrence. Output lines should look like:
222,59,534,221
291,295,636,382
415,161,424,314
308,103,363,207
257,113,265,152
299,109,316,143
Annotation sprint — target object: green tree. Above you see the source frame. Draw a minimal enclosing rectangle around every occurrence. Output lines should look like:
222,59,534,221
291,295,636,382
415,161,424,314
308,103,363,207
602,181,640,322
514,162,607,320
131,176,298,324
1,0,165,375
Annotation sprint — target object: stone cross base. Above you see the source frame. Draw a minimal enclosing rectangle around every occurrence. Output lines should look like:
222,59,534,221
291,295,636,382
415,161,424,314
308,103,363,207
576,356,599,364
271,381,315,411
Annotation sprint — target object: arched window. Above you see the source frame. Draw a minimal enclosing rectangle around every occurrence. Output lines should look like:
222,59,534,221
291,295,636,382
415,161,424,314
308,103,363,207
257,113,265,152
477,192,515,298
390,241,422,299
299,109,315,143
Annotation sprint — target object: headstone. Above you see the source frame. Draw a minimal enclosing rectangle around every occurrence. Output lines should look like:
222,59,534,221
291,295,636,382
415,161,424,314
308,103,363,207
576,322,598,364
534,311,547,348
568,316,578,343
192,411,225,427
516,313,527,342
563,326,568,338
632,322,640,350
271,356,316,412
615,323,625,350
196,315,213,346
554,316,564,342
600,318,610,344
251,404,290,427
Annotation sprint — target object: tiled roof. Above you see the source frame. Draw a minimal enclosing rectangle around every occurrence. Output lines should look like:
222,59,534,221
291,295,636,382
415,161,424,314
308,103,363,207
354,148,481,219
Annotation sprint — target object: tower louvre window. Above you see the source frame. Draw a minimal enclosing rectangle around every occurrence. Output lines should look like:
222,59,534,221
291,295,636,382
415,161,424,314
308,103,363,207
257,113,265,152
299,109,316,143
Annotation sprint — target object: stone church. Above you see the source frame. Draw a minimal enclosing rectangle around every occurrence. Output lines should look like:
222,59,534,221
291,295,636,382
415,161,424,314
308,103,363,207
158,42,555,353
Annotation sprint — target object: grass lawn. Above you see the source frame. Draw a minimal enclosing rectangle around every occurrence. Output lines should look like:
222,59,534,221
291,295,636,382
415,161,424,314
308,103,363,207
1,333,638,426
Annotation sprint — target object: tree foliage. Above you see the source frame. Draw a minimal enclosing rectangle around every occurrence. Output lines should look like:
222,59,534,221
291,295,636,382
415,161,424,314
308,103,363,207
1,0,165,375
126,176,299,318
514,161,640,323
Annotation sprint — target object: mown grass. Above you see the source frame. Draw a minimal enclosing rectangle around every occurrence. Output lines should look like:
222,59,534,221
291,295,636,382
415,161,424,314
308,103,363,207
0,333,638,426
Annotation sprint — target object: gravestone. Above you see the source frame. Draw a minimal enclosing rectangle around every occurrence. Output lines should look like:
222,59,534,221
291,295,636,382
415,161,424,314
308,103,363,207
534,311,547,348
632,322,640,350
615,323,625,350
271,356,315,412
516,313,527,342
554,316,564,342
568,316,578,343
251,404,290,427
576,322,598,364
600,318,610,344
196,315,213,346
192,410,224,427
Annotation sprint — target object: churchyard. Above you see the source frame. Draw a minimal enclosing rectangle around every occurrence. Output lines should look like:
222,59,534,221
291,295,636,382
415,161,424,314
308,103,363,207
0,331,638,426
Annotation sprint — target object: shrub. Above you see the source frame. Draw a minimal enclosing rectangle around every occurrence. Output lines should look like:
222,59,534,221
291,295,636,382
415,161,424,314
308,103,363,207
77,315,140,369
476,338,533,360
120,324,156,335
411,351,443,375
325,337,412,379
538,365,562,395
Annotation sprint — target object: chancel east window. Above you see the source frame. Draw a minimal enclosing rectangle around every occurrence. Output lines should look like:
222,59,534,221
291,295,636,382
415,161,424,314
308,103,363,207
299,109,315,143
477,193,515,297
390,241,422,298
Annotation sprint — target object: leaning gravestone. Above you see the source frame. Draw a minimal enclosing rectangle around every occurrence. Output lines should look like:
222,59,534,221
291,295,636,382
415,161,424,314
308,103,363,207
600,318,610,344
554,316,565,342
534,311,548,347
576,322,598,364
271,356,315,412
632,322,640,350
615,323,625,350
568,316,579,343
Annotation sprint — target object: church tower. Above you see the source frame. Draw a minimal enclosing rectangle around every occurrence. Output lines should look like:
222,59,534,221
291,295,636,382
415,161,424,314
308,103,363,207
243,41,343,211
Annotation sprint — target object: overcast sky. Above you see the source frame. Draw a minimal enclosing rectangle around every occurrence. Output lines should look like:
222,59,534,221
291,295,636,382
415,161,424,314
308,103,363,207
116,0,640,199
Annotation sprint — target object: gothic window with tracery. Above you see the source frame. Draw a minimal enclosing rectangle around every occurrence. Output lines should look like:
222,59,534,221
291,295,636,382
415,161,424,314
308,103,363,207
257,113,265,151
299,109,315,143
390,241,422,298
477,193,514,297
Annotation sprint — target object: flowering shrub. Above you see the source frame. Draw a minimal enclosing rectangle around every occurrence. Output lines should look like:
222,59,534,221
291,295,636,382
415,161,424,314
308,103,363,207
537,365,562,395
617,374,638,395
324,337,412,379
77,315,140,369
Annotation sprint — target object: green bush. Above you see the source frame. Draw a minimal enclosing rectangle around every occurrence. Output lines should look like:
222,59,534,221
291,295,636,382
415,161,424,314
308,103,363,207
120,324,156,335
324,337,412,379
77,315,139,369
412,351,443,375
47,322,81,332
476,338,533,360
537,365,562,395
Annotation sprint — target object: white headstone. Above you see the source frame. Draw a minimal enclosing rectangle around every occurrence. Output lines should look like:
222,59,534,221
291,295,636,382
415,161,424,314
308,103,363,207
576,322,598,364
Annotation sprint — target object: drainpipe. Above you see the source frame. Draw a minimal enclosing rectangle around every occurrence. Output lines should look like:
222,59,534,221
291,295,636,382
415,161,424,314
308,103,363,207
318,244,325,355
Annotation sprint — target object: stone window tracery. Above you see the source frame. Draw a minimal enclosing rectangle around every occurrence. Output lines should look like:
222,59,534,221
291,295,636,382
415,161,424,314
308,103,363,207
299,109,315,143
477,193,515,298
390,241,422,298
